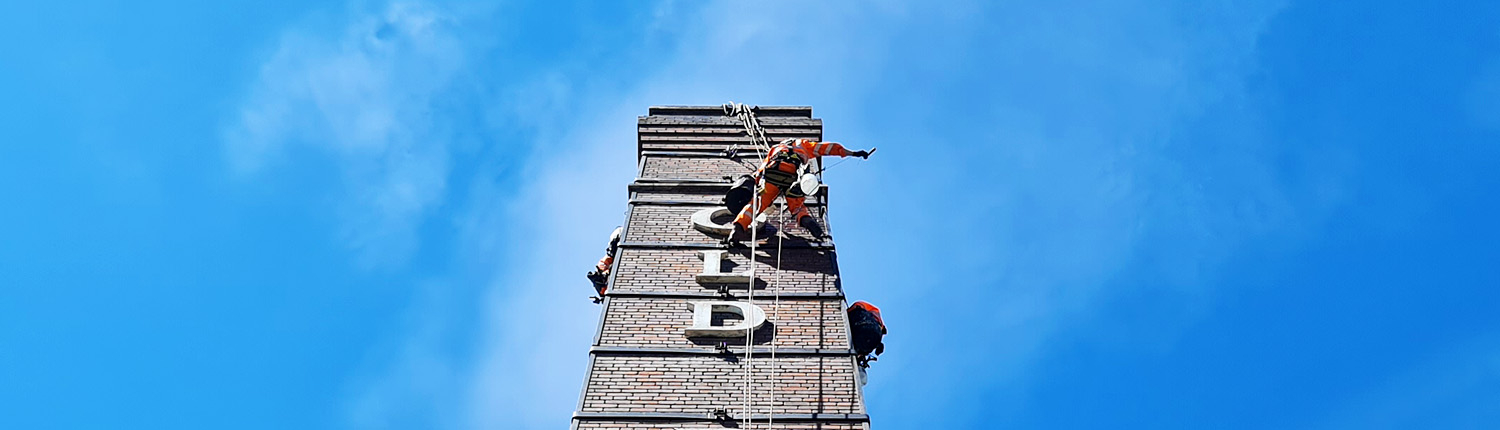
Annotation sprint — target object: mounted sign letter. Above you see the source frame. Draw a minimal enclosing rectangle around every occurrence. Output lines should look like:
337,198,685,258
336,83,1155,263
685,301,768,337
691,207,765,237
696,250,752,284
690,208,734,236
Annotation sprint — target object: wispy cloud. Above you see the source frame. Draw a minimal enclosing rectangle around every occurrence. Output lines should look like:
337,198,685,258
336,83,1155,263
223,3,495,428
455,1,1303,427
226,1,1309,428
459,109,639,428
224,2,465,268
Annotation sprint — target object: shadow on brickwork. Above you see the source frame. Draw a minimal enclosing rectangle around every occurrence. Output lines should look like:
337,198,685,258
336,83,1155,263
729,248,837,275
687,321,777,353
698,278,770,293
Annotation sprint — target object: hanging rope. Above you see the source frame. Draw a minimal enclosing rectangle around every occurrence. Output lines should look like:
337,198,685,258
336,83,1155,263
742,179,758,425
723,101,776,174
723,102,774,156
723,101,764,425
767,206,787,429
734,103,760,425
724,101,800,428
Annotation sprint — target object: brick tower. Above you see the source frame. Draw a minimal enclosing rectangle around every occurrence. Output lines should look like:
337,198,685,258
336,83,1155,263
571,106,870,429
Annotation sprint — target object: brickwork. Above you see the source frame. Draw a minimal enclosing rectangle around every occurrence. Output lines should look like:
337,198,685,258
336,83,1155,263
638,116,823,152
638,125,822,135
574,106,867,429
641,156,759,180
632,192,721,203
600,297,848,350
625,206,829,245
638,115,823,126
581,355,862,414
577,422,868,429
763,211,832,239
633,191,824,205
623,205,724,244
611,248,840,295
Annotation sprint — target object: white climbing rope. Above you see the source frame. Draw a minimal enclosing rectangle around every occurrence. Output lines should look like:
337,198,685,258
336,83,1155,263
724,102,774,156
768,207,787,429
726,102,804,429
743,188,756,425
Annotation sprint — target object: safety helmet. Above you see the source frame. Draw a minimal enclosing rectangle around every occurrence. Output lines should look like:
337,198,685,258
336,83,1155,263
607,226,622,249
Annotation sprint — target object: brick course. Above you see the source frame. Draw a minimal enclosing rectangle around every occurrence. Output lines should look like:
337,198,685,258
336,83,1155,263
611,248,840,295
638,125,822,135
642,156,759,181
638,116,823,126
578,422,868,429
581,355,862,414
600,297,849,350
625,206,829,245
633,191,824,206
637,119,824,151
624,206,724,244
632,192,721,204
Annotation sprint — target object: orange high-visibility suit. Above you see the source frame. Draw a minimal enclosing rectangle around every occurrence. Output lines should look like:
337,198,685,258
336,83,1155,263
733,139,856,229
586,227,622,295
848,300,886,359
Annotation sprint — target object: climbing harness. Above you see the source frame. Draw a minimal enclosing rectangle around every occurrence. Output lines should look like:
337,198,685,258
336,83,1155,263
761,153,804,190
761,140,824,200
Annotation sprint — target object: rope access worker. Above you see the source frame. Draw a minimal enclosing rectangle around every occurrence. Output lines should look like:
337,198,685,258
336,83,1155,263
585,227,623,300
847,301,886,368
730,138,872,241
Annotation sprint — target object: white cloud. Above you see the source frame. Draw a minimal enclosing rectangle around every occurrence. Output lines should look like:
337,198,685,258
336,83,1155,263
223,3,494,428
226,0,1307,427
225,1,465,268
456,0,1300,427
459,102,639,430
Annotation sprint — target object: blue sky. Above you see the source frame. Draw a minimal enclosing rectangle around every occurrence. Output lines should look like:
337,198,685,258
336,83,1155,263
3,1,1499,429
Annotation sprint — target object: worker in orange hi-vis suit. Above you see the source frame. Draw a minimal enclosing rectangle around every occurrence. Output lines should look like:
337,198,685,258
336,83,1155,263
585,226,622,299
731,138,871,240
847,300,886,368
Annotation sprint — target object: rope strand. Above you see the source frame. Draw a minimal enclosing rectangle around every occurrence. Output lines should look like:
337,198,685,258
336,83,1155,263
732,101,762,426
743,186,757,425
768,208,786,429
725,102,793,429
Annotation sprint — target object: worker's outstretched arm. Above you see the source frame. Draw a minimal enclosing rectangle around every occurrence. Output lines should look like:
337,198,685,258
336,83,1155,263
813,141,871,159
811,141,851,157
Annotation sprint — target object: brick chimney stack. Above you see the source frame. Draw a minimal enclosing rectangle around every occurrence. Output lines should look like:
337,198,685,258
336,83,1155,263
571,106,870,429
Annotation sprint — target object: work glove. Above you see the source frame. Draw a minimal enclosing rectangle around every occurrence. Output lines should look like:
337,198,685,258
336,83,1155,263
850,150,871,159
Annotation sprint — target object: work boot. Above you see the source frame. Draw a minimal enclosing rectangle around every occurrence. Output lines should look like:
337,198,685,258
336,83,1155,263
798,216,825,239
586,271,608,295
